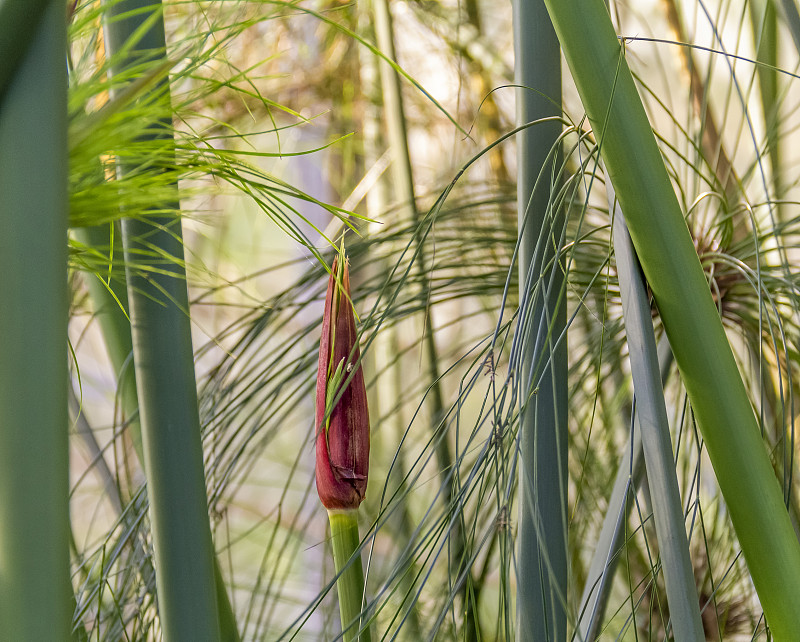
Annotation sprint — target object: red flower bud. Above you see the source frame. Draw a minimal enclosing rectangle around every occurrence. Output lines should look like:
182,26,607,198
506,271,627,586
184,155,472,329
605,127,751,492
315,253,370,510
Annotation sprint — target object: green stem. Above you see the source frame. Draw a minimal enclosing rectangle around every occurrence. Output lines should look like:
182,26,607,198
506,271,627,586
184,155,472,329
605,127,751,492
577,339,673,640
611,188,705,640
329,510,371,642
0,0,49,101
356,19,421,633
0,1,70,638
101,1,237,639
372,0,476,634
512,0,567,639
74,222,143,461
749,0,781,220
74,163,239,642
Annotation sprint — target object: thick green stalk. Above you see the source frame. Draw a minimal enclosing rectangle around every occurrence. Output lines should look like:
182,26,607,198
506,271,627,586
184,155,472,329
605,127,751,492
117,155,224,640
0,0,49,101
102,1,235,639
75,160,238,642
0,2,70,639
512,1,567,640
76,221,240,637
116,136,223,641
329,510,371,642
611,190,704,641
542,1,800,636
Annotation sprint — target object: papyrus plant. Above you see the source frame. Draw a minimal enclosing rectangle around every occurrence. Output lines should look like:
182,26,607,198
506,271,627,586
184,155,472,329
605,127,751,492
541,0,800,636
316,245,371,641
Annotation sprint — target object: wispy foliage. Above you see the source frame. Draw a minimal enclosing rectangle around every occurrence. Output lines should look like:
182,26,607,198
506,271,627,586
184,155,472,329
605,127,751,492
64,1,800,640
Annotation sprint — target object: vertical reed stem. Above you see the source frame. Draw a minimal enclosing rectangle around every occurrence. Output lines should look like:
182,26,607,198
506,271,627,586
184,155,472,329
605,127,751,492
512,0,567,639
0,2,70,638
329,510,371,642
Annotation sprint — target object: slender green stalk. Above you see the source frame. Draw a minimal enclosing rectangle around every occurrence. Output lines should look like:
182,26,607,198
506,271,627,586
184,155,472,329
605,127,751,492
578,431,641,641
512,1,567,640
749,0,781,217
357,16,422,634
0,1,70,639
76,221,240,638
372,0,477,634
101,1,236,639
74,222,143,460
577,339,673,640
542,1,800,636
74,134,239,642
775,0,800,65
371,0,449,467
610,188,704,641
329,511,371,642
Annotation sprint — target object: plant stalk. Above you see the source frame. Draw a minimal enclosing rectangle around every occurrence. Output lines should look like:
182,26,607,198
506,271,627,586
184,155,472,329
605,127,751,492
0,1,70,638
357,14,422,633
576,338,673,641
329,510,371,642
74,222,143,460
512,1,568,640
0,0,49,101
371,0,477,635
102,1,237,639
749,0,780,216
610,186,705,641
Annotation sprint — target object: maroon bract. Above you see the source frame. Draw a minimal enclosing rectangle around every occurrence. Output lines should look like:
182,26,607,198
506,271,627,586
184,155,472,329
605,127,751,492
315,254,370,510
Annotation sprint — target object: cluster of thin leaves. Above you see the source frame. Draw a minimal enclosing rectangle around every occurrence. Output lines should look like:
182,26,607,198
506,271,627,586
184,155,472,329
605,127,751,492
66,0,800,640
